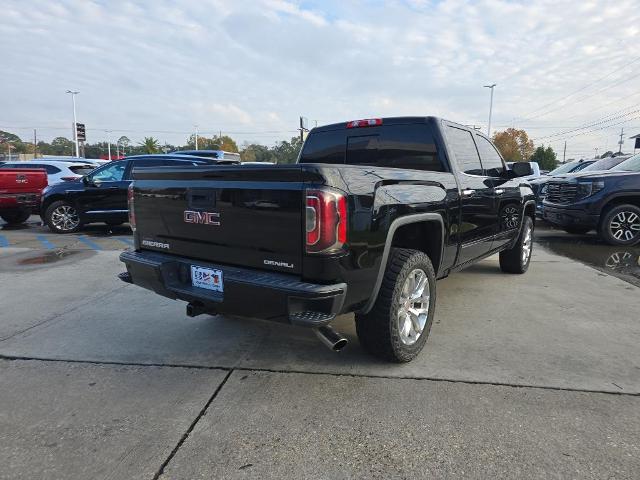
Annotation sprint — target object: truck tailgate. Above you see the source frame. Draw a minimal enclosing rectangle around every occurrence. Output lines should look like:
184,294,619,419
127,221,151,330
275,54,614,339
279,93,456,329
132,165,305,274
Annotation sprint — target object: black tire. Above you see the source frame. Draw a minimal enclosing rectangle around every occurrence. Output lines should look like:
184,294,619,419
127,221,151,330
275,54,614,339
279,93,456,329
355,248,436,363
0,210,31,225
599,204,640,246
563,226,591,235
44,200,82,234
499,216,534,274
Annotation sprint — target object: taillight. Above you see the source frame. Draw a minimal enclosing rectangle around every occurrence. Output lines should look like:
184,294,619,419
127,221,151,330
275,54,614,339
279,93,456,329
128,183,136,231
346,118,382,129
305,188,347,254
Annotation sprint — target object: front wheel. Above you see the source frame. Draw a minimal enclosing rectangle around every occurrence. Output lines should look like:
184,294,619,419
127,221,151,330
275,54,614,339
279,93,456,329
355,248,436,363
499,215,534,274
0,209,31,225
599,204,640,246
45,201,82,233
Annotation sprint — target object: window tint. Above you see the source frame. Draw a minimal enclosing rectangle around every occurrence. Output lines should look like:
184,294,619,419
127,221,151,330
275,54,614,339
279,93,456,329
68,165,94,175
300,124,444,171
475,135,504,175
445,126,483,175
91,161,126,182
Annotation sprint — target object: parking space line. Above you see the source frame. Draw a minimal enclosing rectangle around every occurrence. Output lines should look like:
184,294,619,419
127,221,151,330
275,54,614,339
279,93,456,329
116,236,134,246
0,234,8,247
77,235,103,251
35,235,56,250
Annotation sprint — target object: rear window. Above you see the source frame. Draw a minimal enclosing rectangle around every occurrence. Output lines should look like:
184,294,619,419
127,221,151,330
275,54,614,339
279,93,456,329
69,165,95,175
299,124,444,172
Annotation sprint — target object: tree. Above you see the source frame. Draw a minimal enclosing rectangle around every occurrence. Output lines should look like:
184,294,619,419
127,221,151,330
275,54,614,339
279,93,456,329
240,143,274,162
139,137,160,154
50,137,74,156
186,134,240,152
117,136,131,155
271,136,303,164
492,128,535,162
530,145,558,171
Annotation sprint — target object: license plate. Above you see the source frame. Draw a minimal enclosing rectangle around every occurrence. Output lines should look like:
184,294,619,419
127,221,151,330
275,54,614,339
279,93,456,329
191,265,223,292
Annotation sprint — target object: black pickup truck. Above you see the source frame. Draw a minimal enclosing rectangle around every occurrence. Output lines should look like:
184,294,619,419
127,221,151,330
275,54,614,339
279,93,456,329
119,117,536,362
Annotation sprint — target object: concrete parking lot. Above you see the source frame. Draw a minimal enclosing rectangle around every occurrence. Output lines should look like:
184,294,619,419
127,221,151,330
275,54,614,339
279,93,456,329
0,218,638,479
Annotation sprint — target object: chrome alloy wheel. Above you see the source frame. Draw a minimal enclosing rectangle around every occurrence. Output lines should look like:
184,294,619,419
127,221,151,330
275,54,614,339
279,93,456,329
521,222,533,265
609,211,640,242
51,205,80,231
397,269,431,346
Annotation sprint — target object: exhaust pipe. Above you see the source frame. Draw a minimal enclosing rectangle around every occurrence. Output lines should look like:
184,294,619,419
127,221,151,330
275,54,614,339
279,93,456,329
314,325,348,352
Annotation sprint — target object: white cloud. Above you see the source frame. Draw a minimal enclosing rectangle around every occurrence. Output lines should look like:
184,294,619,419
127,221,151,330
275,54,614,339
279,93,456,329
0,0,639,157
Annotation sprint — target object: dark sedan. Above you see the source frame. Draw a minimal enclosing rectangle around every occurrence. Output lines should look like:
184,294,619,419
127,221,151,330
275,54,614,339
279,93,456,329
40,154,213,233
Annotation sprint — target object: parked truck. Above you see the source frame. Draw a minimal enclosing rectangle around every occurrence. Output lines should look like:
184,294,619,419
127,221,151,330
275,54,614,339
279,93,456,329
0,168,48,225
119,117,536,362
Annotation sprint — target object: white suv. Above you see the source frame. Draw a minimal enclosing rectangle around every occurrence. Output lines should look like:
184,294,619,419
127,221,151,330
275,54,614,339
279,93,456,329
0,160,96,185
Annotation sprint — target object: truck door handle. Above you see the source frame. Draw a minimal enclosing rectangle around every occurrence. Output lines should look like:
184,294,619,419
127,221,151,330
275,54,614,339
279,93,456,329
108,186,119,190
462,189,476,197
494,188,505,195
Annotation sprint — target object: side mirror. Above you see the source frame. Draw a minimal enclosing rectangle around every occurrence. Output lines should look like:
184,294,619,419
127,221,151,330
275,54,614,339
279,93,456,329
82,176,90,185
511,162,533,177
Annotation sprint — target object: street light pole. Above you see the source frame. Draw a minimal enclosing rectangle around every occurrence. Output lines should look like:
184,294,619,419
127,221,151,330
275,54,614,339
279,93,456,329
194,125,199,150
66,90,80,157
106,130,112,161
483,84,496,137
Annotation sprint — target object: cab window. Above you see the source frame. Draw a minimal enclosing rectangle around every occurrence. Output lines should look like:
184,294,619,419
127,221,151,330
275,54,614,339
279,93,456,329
475,135,504,176
90,161,126,182
445,126,483,176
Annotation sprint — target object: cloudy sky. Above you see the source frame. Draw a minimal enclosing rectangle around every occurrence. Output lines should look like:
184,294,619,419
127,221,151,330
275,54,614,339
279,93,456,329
2,0,639,158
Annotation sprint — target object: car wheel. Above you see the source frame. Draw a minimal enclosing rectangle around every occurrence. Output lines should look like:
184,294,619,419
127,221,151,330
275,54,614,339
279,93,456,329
599,204,640,246
355,248,436,363
0,210,31,225
563,226,591,235
45,201,81,233
499,215,534,274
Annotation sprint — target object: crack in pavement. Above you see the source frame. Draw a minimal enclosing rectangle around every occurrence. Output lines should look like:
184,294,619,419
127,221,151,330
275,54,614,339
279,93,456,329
0,354,638,398
152,369,234,480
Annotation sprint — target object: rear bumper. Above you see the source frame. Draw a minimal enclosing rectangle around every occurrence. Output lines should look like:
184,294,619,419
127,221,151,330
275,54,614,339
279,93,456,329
119,250,347,327
542,205,599,228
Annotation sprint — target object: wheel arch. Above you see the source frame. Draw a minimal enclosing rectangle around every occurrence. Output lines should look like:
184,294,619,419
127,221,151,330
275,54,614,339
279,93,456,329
359,213,444,314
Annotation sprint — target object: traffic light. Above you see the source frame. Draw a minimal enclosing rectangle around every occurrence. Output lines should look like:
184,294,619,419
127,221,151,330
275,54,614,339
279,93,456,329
76,123,86,141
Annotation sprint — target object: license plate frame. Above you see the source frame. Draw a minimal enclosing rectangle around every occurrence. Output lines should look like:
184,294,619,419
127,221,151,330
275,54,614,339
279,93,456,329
191,265,223,292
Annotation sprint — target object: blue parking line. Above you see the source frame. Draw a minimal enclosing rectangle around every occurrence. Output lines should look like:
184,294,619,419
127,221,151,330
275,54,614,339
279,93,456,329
77,235,103,251
0,234,8,247
116,236,134,246
35,235,56,250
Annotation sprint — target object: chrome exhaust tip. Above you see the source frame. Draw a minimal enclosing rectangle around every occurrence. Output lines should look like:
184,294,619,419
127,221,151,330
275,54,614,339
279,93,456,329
314,325,348,352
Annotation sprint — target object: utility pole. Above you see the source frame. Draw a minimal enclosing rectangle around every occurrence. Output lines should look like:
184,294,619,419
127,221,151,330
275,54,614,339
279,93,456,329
594,147,599,158
563,141,566,163
483,84,496,137
194,125,199,150
618,127,625,153
106,130,112,161
33,129,37,158
66,90,80,157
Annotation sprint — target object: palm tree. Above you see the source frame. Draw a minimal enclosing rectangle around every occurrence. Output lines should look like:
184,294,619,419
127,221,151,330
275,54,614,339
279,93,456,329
139,137,160,154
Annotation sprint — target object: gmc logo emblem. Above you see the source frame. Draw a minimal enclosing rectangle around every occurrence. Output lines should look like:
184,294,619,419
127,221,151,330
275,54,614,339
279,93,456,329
184,210,221,226
16,175,27,184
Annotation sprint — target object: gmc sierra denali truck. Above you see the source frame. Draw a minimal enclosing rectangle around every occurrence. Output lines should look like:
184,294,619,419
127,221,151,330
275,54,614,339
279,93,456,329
119,117,536,362
0,168,48,225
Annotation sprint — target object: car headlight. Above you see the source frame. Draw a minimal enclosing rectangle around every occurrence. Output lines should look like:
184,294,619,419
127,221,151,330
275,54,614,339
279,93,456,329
576,180,605,199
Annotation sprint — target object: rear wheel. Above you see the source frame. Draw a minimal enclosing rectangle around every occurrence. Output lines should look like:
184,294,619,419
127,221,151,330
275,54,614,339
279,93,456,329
45,201,81,233
0,210,31,225
563,226,591,235
599,204,640,246
355,248,436,363
499,216,534,274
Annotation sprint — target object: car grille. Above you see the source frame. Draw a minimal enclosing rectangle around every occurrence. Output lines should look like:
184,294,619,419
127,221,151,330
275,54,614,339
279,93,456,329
545,182,577,204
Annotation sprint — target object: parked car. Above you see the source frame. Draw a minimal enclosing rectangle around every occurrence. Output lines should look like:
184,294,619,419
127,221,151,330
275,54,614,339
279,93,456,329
542,153,640,245
40,154,213,233
529,159,598,216
0,160,96,185
0,168,48,224
119,116,536,362
170,150,241,163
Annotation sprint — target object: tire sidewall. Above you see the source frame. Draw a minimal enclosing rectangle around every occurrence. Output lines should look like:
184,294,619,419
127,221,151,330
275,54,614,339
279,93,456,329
519,216,534,272
45,200,81,234
388,253,436,361
600,205,640,246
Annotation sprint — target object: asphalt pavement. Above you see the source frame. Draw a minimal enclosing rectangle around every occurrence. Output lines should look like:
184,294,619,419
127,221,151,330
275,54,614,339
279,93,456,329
0,218,638,479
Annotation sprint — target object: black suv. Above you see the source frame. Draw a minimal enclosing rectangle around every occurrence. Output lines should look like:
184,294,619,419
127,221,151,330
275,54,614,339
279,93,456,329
543,154,640,245
41,154,214,233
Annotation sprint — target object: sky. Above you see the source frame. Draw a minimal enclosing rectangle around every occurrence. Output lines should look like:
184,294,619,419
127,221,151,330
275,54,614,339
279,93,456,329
1,0,639,159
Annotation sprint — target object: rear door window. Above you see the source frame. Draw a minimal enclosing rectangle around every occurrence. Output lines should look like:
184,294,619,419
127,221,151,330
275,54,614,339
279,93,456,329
474,135,504,176
445,126,483,176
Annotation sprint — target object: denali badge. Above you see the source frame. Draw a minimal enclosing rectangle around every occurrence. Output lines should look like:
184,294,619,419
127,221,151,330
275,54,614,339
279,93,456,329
184,210,221,226
264,259,294,269
142,239,170,249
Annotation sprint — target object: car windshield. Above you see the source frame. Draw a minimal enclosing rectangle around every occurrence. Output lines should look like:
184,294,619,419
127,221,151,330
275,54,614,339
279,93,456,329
548,161,581,175
581,156,628,171
610,153,640,172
